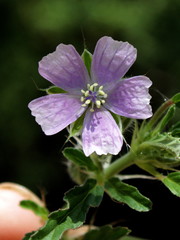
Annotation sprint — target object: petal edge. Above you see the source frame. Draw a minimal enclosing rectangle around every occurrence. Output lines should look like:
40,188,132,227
28,94,86,135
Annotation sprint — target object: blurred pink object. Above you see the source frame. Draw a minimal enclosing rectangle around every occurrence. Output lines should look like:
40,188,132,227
0,182,44,240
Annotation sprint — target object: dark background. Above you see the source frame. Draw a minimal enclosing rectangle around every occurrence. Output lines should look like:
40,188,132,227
0,0,180,239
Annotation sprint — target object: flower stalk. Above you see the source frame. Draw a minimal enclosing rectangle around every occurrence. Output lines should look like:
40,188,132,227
104,152,136,180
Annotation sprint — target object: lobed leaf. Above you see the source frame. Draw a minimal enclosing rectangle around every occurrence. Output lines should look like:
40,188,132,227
83,225,130,240
24,179,104,240
162,172,180,197
105,178,152,212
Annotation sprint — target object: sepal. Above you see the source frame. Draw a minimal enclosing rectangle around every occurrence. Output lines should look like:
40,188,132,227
81,49,92,76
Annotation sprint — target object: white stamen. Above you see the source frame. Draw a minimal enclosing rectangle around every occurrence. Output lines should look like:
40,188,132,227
85,99,91,105
90,85,94,91
101,100,105,104
96,100,101,108
85,91,89,97
99,85,103,90
90,108,94,112
81,104,87,107
81,97,85,102
98,90,106,96
81,89,85,94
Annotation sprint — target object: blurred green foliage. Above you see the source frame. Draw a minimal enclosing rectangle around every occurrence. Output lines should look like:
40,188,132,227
0,0,180,237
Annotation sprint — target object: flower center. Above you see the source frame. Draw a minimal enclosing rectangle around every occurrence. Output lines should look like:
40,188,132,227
81,83,107,112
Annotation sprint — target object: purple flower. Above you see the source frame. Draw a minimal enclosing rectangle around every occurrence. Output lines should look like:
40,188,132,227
28,36,152,156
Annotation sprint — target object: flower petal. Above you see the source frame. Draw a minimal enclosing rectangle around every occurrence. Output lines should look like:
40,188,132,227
82,107,123,156
105,76,152,119
39,44,90,93
91,36,137,90
28,94,86,135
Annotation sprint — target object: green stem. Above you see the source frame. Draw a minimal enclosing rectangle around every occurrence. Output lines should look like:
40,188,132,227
104,152,135,180
136,163,164,181
147,99,174,129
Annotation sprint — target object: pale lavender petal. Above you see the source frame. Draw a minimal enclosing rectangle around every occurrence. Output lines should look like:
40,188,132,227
105,76,152,119
91,36,137,90
28,94,86,135
82,108,123,156
39,44,90,93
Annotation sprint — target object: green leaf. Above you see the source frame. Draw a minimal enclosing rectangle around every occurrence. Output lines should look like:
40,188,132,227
162,172,180,197
121,236,148,240
24,179,104,240
137,133,180,168
20,200,49,220
172,93,180,107
63,148,98,172
82,49,92,75
23,232,36,240
83,225,130,240
69,114,84,138
105,178,152,212
46,86,67,94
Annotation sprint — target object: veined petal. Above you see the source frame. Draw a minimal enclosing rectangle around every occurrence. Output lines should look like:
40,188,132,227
28,94,86,135
82,108,123,156
105,76,152,119
91,36,137,90
39,44,90,93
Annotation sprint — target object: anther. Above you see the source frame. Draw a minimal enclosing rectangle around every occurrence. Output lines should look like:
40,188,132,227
96,100,101,108
90,85,94,91
85,99,91,105
98,90,106,96
101,100,105,104
84,91,89,97
81,89,85,94
81,97,85,102
90,109,94,112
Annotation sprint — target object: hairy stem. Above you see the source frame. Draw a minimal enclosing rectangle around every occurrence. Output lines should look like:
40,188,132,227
104,152,135,180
